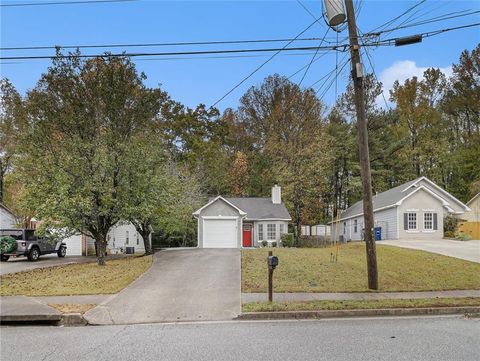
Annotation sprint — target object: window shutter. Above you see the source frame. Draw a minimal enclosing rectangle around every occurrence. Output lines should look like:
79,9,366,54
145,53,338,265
433,213,438,230
404,213,408,230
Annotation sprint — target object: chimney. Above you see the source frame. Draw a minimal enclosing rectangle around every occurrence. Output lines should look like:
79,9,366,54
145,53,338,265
272,184,281,204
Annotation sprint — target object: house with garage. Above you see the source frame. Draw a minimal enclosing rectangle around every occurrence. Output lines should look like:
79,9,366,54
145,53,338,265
0,203,17,228
193,185,291,248
332,177,470,241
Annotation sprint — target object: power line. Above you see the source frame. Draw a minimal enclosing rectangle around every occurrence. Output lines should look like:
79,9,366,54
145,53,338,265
0,37,331,51
367,0,427,34
0,44,346,61
299,28,330,86
365,9,480,37
210,17,330,108
1,0,136,7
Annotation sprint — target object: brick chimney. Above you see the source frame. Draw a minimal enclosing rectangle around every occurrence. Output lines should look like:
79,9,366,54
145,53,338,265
272,184,281,204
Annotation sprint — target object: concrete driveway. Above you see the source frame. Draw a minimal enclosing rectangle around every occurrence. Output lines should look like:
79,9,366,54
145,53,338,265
380,239,480,263
0,255,93,276
85,248,241,324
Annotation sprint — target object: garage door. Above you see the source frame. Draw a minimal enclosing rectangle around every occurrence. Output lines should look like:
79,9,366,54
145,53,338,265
62,234,83,256
203,219,237,248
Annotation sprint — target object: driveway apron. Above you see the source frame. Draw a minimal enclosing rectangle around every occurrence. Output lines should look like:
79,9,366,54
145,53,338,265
85,248,241,325
380,239,480,263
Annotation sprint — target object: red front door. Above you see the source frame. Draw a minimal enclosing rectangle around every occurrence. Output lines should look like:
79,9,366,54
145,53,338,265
242,224,252,247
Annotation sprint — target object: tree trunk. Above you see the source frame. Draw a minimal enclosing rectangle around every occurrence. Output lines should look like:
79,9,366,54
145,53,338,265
95,237,107,266
140,230,153,256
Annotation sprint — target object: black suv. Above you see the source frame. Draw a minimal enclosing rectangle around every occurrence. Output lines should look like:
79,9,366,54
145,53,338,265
0,229,67,262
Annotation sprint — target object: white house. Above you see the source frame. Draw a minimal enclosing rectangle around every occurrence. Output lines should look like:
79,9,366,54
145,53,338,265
193,185,291,248
0,203,17,228
332,177,470,241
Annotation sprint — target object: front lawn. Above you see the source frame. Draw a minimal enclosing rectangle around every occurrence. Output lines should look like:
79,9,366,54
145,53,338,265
242,244,480,292
243,297,480,312
0,255,152,296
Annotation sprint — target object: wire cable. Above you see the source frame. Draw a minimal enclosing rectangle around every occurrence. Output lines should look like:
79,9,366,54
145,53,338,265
1,0,136,7
210,17,332,108
299,28,330,86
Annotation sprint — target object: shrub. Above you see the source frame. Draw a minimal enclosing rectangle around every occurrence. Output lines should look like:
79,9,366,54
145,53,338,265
444,214,458,233
298,235,331,248
281,233,294,247
261,240,268,247
444,231,455,239
455,232,472,241
271,241,277,248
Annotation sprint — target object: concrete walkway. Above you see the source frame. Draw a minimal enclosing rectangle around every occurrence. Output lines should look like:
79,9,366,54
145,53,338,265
0,296,62,322
380,239,480,263
84,248,241,325
242,290,480,303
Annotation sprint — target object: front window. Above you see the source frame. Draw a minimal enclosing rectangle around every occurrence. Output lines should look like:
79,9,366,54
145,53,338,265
137,233,140,245
407,212,417,230
354,220,358,233
343,222,346,234
267,224,276,240
424,212,433,230
279,224,285,235
126,231,129,245
258,224,264,241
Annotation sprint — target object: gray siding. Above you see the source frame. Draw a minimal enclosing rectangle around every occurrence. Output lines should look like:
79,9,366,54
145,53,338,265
0,207,16,228
398,187,444,239
197,198,242,248
253,220,288,246
414,179,465,214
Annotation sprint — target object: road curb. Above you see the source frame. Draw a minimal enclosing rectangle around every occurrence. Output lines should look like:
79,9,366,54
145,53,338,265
237,306,480,320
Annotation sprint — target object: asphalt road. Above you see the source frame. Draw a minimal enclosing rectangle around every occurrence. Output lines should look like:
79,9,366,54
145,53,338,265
0,255,93,275
1,316,479,361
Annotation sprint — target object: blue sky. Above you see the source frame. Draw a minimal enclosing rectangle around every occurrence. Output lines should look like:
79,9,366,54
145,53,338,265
1,0,479,111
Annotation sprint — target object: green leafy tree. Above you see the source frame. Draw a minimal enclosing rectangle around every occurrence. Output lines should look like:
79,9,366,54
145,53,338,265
20,53,160,265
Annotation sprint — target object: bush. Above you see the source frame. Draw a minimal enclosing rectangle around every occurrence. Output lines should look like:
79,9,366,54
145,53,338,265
444,214,458,233
455,232,472,241
261,240,268,247
444,231,455,239
281,233,294,247
271,241,277,248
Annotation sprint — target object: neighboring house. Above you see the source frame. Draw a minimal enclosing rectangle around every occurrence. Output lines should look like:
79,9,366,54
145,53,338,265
332,177,470,241
457,193,480,240
193,185,291,248
0,203,17,228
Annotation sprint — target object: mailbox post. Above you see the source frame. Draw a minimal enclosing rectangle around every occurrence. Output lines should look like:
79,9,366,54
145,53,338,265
267,251,279,303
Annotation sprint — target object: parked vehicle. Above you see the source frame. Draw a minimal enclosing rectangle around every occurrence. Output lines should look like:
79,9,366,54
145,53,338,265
0,229,67,262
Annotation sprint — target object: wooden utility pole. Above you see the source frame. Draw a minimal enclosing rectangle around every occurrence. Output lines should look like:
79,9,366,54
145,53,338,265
344,0,378,289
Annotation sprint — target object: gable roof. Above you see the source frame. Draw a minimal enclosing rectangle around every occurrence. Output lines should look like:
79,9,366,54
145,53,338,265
335,177,470,222
192,196,247,217
0,203,15,217
225,197,291,220
193,196,291,220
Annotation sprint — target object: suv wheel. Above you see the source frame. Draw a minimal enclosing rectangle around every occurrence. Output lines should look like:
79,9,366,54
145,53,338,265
0,255,9,262
27,247,40,262
57,246,66,258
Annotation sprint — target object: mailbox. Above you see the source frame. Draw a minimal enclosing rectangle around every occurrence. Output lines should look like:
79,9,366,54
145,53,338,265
267,255,279,269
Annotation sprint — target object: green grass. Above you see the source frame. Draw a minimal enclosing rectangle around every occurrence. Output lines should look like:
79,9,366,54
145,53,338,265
242,244,480,292
0,255,152,296
243,297,480,312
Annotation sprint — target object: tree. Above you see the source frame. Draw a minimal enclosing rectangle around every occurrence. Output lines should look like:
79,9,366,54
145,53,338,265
236,75,333,241
0,79,24,204
21,53,160,265
120,134,186,255
228,151,249,196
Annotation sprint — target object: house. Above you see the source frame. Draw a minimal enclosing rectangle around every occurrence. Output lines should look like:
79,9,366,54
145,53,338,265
193,185,291,248
0,203,17,228
457,193,480,240
83,222,149,255
332,177,470,241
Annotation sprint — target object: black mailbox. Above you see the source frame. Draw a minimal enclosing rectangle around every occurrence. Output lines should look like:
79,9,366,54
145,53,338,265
267,255,279,269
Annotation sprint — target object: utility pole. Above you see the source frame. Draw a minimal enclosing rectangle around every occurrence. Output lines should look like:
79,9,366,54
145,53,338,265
344,0,378,289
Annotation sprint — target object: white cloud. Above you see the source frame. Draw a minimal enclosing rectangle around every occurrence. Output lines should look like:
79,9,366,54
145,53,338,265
378,60,452,106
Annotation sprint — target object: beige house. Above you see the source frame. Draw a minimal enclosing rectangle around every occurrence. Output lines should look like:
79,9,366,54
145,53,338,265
457,193,480,240
332,177,470,241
